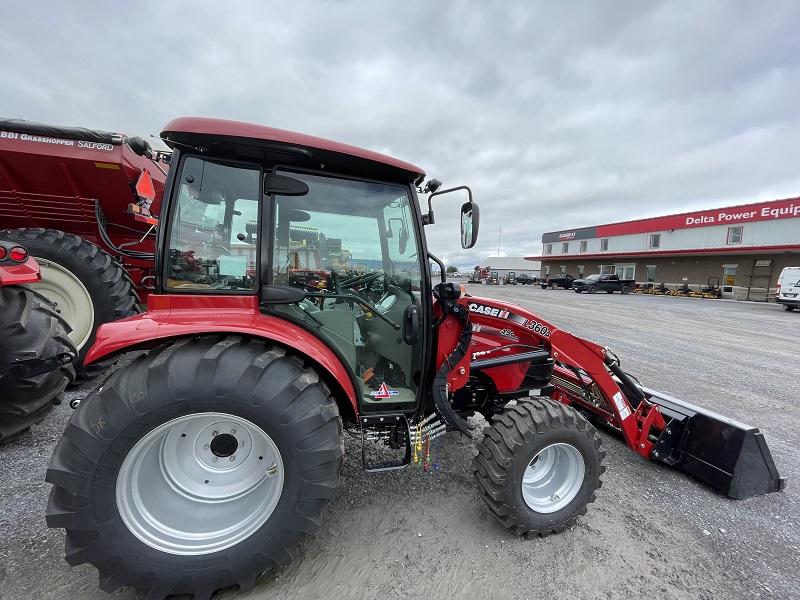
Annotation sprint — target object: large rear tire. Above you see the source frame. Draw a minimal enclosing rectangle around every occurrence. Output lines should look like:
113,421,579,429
0,286,76,443
0,228,140,380
46,336,343,599
784,304,795,312
473,399,605,537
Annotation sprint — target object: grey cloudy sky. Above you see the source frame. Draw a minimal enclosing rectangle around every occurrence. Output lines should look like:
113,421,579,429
2,1,799,269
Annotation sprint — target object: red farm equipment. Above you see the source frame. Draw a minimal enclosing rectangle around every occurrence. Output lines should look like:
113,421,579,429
44,118,785,599
0,240,76,442
0,118,170,379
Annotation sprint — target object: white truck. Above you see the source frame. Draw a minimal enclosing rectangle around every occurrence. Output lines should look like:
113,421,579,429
776,266,800,311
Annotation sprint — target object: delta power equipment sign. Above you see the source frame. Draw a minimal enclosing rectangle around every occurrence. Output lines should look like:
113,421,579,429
543,197,800,242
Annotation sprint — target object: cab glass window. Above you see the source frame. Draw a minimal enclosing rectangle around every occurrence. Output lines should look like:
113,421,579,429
166,157,260,292
270,171,423,411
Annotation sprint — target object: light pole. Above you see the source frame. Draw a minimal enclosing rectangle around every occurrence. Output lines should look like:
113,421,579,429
497,228,501,257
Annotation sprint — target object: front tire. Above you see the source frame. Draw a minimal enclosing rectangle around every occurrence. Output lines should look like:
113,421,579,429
473,399,604,537
588,285,597,294
46,336,343,599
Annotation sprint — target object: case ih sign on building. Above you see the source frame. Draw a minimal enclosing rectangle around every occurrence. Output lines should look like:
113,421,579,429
531,196,800,301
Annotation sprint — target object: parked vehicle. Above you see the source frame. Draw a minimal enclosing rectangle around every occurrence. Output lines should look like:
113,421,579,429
504,271,517,285
468,266,489,283
487,271,500,285
540,273,574,289
0,240,76,443
516,273,536,285
776,267,800,311
573,273,635,294
45,118,784,600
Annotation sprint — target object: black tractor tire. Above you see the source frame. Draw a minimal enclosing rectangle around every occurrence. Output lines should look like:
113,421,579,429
473,398,605,538
0,228,140,380
588,285,598,294
784,304,795,312
46,335,343,600
621,285,631,295
540,284,548,289
0,286,76,443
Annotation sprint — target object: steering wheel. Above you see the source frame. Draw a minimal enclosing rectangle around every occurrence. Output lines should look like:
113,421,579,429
341,270,385,290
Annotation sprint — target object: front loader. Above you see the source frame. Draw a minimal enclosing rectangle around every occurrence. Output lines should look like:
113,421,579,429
45,118,785,600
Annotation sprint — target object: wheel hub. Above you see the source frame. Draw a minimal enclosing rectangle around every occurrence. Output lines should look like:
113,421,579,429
210,432,239,457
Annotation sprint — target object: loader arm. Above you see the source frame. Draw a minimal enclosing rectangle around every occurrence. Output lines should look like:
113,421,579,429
461,294,785,499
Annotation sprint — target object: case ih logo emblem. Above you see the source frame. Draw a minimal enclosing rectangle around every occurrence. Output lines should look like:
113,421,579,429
468,303,510,319
369,383,399,399
558,232,576,239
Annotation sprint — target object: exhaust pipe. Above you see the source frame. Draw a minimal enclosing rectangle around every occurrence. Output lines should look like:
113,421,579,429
645,387,786,499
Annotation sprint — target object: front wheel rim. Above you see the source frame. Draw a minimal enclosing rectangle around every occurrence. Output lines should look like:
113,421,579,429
521,443,585,513
117,412,284,555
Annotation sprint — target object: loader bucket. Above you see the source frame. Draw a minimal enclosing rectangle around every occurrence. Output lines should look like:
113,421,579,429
645,387,786,499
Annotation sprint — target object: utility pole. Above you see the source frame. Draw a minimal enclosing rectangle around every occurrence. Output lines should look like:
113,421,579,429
497,228,501,257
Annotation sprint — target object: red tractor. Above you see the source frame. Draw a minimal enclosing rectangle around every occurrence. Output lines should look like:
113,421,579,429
0,240,76,442
45,118,785,599
0,118,169,379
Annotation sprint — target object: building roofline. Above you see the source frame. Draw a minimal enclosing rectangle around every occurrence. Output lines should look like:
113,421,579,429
526,243,800,262
541,195,800,238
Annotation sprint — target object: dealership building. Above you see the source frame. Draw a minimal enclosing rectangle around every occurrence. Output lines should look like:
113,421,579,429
530,196,800,300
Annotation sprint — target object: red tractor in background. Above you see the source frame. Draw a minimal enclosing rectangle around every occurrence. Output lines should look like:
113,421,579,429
42,118,785,600
0,240,76,442
0,118,170,379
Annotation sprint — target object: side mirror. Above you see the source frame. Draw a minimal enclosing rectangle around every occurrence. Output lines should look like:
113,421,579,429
460,201,480,249
399,226,409,254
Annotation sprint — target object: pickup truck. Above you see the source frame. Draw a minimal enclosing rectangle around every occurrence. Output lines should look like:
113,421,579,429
573,273,635,294
540,274,574,289
516,273,536,285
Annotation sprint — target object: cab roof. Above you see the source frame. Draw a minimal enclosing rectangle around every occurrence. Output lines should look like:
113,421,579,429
161,117,426,185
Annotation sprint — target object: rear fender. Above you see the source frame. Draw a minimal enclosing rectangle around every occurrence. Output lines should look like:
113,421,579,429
0,256,41,286
86,294,358,417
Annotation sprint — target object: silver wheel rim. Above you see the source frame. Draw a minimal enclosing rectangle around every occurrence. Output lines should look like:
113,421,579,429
522,443,585,513
117,412,284,555
29,258,94,351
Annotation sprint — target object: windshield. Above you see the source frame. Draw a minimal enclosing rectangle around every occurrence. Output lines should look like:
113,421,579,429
271,172,420,290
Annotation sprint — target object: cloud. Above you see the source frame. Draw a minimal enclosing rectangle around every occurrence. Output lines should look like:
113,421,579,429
2,0,798,268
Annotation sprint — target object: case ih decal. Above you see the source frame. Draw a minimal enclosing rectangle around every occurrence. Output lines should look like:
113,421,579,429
467,302,551,338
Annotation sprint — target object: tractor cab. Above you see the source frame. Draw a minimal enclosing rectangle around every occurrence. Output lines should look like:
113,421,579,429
155,119,478,421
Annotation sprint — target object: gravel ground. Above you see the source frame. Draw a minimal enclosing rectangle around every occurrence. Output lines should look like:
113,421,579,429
0,285,797,600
